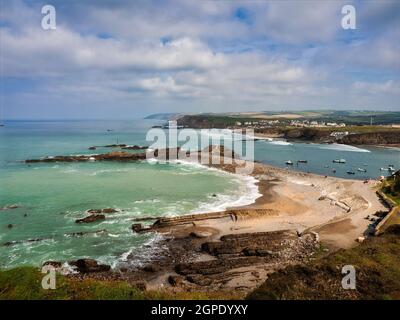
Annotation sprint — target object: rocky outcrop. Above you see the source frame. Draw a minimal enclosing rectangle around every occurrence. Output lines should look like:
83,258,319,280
131,223,151,233
87,208,118,214
121,145,148,150
283,128,332,142
65,229,107,237
103,144,127,148
25,148,184,163
338,131,400,145
172,230,319,289
176,256,264,276
42,261,62,268
25,151,148,163
75,214,105,224
0,204,19,211
151,211,231,229
69,258,111,273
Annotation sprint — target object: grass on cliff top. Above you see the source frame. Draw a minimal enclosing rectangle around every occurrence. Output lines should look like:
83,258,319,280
381,171,400,205
0,267,236,300
247,230,400,300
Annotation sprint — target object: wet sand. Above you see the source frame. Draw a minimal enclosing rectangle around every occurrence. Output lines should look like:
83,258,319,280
70,151,387,296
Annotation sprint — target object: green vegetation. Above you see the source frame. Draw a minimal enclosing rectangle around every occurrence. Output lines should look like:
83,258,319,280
178,111,400,127
381,171,400,205
247,230,400,300
0,267,236,300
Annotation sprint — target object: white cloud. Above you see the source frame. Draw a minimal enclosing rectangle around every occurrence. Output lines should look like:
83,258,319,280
353,80,400,95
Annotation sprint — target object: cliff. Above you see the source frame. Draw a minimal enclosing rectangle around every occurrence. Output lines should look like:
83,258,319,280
338,131,400,145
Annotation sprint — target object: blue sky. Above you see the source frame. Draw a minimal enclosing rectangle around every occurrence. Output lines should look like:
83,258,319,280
1,0,399,119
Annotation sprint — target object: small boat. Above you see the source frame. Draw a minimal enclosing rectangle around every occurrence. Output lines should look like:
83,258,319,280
380,167,389,171
333,159,346,164
285,160,293,165
297,160,308,163
388,166,395,171
347,171,355,175
357,168,367,173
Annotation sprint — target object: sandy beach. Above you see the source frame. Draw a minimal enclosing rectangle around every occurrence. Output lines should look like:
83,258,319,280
70,149,387,297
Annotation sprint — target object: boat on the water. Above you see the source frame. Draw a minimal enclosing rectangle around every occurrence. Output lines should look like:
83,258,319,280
380,167,389,171
333,159,346,164
347,171,355,175
285,160,293,165
357,168,367,173
297,160,308,163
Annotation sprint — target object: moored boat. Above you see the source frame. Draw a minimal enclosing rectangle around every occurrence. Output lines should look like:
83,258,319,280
333,159,346,164
285,160,293,165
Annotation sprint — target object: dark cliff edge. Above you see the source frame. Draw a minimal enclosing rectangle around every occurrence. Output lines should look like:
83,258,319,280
337,131,400,145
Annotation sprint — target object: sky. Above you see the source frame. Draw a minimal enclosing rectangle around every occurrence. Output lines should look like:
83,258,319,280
1,0,399,119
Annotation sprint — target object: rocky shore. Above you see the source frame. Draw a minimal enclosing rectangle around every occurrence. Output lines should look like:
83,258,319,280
21,146,387,296
34,148,384,296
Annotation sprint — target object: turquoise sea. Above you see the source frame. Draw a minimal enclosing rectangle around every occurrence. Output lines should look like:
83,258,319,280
0,120,399,269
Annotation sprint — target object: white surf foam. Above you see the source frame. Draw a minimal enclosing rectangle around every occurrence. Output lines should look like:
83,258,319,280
268,140,293,146
169,159,262,213
315,143,371,153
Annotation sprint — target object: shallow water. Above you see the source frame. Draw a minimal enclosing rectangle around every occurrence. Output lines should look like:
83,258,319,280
0,120,398,268
0,120,259,268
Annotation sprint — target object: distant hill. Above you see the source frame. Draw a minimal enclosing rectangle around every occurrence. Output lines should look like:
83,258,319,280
144,113,180,120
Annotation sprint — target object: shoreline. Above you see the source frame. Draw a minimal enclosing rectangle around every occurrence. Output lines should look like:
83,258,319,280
67,150,387,296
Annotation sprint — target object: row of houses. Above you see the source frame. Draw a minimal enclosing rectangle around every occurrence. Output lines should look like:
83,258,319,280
289,120,346,128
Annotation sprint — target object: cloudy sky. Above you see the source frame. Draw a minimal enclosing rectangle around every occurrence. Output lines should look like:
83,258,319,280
1,0,399,119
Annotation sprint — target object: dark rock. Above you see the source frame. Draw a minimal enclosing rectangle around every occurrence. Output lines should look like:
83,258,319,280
121,145,148,150
185,275,212,286
1,204,19,211
26,151,147,163
132,223,144,233
75,214,105,224
143,264,160,273
69,258,111,273
168,275,184,286
65,229,107,237
87,208,118,214
103,144,127,148
175,256,263,276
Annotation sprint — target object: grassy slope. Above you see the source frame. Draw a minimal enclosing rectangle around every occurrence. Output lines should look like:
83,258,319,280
247,231,400,300
0,267,234,300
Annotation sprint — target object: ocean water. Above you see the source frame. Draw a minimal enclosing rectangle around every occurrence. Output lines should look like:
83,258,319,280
0,120,399,269
0,120,259,269
254,139,399,180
